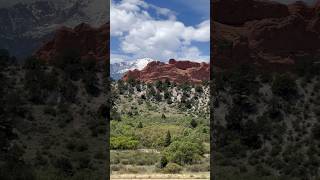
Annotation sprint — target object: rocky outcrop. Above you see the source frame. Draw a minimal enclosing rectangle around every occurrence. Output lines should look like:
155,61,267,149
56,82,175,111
288,1,314,18
247,15,320,53
35,23,109,62
212,0,320,71
0,0,108,58
213,0,289,25
122,59,209,84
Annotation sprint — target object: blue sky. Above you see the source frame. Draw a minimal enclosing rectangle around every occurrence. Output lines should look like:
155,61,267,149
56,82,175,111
110,0,210,63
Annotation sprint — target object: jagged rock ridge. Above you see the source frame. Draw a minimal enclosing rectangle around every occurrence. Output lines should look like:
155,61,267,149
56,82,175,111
35,22,109,62
213,0,320,71
122,59,210,84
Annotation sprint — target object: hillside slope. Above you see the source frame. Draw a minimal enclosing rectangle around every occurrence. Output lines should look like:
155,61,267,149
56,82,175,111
110,79,210,175
0,49,108,179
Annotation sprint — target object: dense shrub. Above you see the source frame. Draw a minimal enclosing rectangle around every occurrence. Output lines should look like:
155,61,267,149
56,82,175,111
195,86,203,93
53,156,74,176
164,140,204,165
272,74,297,101
111,136,139,150
53,49,82,81
190,119,198,128
82,72,100,97
159,156,168,168
59,77,78,102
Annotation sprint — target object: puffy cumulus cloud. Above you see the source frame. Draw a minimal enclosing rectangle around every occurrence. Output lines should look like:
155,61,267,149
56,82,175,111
182,20,210,43
110,0,151,36
178,46,210,62
111,0,210,62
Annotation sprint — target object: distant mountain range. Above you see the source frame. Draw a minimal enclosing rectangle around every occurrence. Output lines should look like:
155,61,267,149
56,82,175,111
0,0,108,59
110,58,154,80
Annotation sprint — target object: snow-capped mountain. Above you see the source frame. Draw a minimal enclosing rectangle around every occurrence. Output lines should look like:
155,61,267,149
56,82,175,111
0,0,108,58
111,58,155,80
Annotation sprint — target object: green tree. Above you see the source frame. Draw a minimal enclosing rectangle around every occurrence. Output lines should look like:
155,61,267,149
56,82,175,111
195,86,203,93
147,87,156,98
24,56,45,70
164,141,204,165
24,68,46,104
161,113,166,119
59,76,78,103
127,77,136,87
81,57,97,72
82,72,100,97
164,79,171,88
159,156,168,168
272,73,297,101
164,131,171,147
190,119,198,128
155,80,163,91
117,80,127,94
155,92,162,101
137,122,143,128
53,48,82,81
164,90,171,99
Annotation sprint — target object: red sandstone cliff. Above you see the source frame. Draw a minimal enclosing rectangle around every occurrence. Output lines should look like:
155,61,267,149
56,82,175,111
212,0,320,71
122,59,209,84
35,23,109,62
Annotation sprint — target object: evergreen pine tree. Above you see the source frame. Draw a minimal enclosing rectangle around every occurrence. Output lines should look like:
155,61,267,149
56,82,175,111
137,122,143,128
190,119,197,128
159,156,168,168
164,131,171,147
161,113,166,119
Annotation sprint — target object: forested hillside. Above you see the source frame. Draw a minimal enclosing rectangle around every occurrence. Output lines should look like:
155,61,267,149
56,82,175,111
0,49,108,180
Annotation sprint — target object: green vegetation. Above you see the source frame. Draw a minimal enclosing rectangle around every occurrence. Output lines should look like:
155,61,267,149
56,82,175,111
213,59,320,179
111,136,139,150
110,79,209,174
0,49,107,179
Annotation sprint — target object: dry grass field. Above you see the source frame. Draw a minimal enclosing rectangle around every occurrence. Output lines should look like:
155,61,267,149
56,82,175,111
111,173,210,180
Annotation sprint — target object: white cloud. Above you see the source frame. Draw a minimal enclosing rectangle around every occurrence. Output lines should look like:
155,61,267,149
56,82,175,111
110,0,151,36
182,20,210,43
178,46,209,62
110,53,131,63
111,0,210,62
149,5,177,20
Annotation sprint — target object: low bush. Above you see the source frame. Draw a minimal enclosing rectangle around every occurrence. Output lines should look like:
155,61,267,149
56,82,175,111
163,163,182,174
110,136,139,150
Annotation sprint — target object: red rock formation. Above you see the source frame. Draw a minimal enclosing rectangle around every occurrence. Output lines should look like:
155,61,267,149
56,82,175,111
122,59,209,84
288,1,314,18
213,0,289,25
212,0,320,72
35,23,109,62
248,15,320,53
